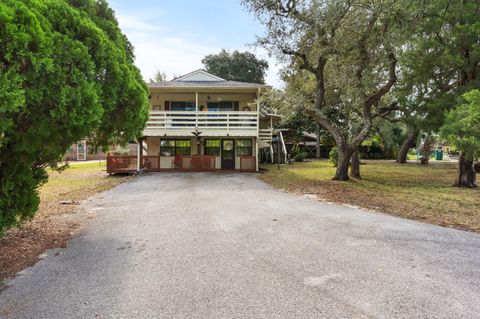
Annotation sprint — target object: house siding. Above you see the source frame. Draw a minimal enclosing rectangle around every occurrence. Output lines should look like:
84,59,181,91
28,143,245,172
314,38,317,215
144,136,256,170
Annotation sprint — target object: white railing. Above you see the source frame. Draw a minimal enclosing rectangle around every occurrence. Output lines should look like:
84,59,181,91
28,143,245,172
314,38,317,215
259,128,273,141
144,111,259,136
279,131,288,163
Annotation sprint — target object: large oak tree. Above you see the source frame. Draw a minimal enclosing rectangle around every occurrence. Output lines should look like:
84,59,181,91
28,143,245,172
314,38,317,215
202,49,269,84
398,0,480,185
440,90,480,188
243,0,405,180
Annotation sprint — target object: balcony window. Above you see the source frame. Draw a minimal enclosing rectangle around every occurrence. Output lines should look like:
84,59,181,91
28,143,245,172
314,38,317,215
160,139,191,156
170,102,195,126
207,101,234,111
237,139,253,156
204,139,220,156
171,102,195,111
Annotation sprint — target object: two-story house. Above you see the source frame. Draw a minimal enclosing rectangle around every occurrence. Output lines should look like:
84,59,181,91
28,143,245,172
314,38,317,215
107,69,280,173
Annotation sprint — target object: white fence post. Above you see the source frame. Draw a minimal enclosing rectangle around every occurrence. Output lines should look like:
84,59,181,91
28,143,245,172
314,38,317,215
136,141,141,173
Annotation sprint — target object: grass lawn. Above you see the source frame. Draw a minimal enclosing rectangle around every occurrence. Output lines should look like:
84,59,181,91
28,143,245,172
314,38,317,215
0,161,129,281
38,162,128,218
259,160,480,233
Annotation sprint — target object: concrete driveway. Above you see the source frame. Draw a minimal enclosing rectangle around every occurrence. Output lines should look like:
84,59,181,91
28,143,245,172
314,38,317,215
1,173,479,318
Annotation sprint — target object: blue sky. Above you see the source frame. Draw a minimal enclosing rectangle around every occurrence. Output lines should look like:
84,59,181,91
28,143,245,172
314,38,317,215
109,0,282,86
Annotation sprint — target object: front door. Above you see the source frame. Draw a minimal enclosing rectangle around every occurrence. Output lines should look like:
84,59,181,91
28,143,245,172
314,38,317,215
221,139,235,170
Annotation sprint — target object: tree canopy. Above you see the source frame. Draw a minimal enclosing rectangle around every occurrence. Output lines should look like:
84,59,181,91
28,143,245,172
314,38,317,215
149,70,167,83
0,0,149,234
394,0,480,183
440,90,480,187
243,0,407,180
202,49,269,84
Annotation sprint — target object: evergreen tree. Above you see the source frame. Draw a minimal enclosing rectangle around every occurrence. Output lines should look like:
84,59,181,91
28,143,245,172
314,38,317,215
0,0,149,234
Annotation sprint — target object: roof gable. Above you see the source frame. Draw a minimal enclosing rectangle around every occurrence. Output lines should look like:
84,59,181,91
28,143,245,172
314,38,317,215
173,69,226,82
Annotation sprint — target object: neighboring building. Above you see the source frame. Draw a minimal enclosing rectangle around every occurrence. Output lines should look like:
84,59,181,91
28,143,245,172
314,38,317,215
64,141,135,162
107,69,282,173
281,131,332,159
64,141,104,161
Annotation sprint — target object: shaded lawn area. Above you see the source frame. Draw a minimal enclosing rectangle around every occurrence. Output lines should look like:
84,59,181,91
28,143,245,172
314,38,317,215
259,160,480,233
38,162,127,218
0,162,129,281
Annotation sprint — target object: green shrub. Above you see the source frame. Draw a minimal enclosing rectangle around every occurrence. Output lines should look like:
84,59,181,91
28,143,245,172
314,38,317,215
329,146,339,167
294,150,306,162
291,146,306,162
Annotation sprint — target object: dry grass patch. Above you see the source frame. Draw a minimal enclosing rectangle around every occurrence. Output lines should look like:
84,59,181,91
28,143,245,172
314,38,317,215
0,162,130,282
259,160,480,233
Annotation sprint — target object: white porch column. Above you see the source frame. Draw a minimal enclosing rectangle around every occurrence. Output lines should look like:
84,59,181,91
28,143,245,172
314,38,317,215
195,91,199,128
256,137,259,172
195,91,199,111
257,88,261,132
136,140,141,173
256,88,261,172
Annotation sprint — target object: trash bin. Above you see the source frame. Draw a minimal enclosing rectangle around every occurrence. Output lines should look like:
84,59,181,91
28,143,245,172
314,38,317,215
435,149,443,160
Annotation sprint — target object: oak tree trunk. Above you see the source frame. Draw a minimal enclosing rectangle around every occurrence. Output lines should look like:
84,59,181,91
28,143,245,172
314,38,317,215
315,124,321,159
350,149,361,179
334,145,354,181
454,152,477,188
397,129,417,164
420,156,429,165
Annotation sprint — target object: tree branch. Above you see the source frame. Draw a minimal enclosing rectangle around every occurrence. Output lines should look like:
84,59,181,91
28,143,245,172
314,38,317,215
365,50,398,108
306,107,343,146
330,1,353,38
373,102,400,119
282,48,316,73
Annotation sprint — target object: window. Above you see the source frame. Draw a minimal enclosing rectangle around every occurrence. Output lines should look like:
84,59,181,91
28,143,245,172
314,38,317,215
175,140,191,155
160,140,175,156
237,139,253,156
171,101,195,111
207,101,234,111
170,102,195,126
77,142,86,160
160,140,191,156
204,139,220,156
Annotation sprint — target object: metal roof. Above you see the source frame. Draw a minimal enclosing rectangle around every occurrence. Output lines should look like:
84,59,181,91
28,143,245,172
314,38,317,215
149,69,270,89
148,80,269,89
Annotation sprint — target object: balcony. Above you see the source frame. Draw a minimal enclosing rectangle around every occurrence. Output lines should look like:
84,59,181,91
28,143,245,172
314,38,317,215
143,111,259,137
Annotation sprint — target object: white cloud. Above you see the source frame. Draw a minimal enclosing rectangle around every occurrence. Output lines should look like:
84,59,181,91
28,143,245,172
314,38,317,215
114,9,284,87
247,48,285,88
116,13,164,33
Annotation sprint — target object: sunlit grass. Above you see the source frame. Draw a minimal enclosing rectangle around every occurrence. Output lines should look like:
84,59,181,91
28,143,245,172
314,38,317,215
260,160,480,232
39,161,127,215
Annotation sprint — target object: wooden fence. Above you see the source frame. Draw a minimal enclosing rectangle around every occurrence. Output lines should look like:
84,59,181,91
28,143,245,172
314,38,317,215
106,155,137,174
180,156,216,171
107,155,223,173
240,156,256,172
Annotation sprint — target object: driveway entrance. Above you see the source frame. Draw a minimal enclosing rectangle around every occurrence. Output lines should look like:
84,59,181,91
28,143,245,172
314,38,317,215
1,173,479,318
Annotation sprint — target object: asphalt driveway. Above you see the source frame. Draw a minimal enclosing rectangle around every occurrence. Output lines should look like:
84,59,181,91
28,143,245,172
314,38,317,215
1,173,480,318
